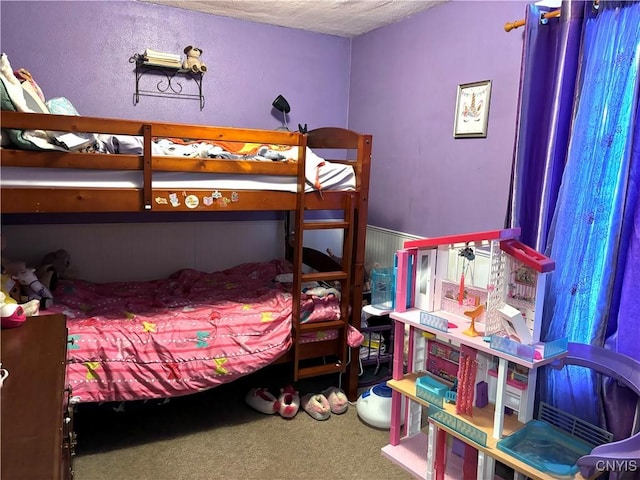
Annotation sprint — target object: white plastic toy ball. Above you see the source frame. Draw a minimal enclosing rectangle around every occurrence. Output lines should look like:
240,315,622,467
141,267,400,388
356,382,404,429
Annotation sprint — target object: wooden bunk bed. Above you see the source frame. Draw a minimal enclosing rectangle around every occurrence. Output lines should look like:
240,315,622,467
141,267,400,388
0,111,372,402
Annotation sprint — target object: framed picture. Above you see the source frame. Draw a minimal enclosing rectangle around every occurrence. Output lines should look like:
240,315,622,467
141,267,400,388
453,80,492,138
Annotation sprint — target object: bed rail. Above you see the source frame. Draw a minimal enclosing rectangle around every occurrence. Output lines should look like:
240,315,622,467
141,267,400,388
1,111,308,212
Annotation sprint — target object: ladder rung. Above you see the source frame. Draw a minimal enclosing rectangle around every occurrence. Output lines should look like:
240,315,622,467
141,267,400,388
296,362,344,379
302,271,348,282
298,320,346,333
303,221,350,230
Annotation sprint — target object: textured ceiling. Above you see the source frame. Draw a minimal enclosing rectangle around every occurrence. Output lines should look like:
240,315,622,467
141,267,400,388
140,0,448,37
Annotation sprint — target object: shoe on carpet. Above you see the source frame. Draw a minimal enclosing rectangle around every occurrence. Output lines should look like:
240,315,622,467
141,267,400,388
245,387,277,414
322,386,348,414
300,393,331,421
275,385,300,418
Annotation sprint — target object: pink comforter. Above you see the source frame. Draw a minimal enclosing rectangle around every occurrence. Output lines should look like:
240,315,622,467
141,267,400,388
47,260,340,403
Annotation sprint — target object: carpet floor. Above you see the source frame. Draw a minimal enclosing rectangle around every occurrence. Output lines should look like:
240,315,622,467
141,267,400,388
71,365,415,480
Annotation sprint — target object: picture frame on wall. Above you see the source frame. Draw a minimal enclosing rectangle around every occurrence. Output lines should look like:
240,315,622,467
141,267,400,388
453,80,492,138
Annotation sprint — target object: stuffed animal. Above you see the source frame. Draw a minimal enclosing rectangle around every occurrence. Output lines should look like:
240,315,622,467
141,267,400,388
182,46,207,73
40,249,71,277
5,261,54,310
1,273,21,303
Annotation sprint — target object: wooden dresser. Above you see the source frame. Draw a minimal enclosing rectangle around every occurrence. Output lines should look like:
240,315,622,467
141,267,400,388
1,314,74,479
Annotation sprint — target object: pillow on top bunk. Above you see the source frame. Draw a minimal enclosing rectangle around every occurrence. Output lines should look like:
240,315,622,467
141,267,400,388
0,53,62,151
0,74,62,151
0,53,96,152
21,81,49,114
44,96,97,151
46,96,80,116
21,84,96,151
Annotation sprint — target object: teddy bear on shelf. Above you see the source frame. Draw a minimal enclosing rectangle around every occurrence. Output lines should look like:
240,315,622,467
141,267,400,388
182,46,207,73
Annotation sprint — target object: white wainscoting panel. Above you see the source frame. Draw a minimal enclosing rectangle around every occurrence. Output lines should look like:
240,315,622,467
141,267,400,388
2,221,282,282
365,225,423,268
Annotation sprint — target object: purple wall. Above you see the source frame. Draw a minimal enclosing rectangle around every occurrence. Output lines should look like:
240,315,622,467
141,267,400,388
0,1,351,130
349,1,526,237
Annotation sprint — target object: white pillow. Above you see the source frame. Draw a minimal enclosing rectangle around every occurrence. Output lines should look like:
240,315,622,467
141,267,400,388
21,81,49,113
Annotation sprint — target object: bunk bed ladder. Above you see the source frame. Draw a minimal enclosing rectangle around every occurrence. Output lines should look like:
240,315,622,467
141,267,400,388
292,195,356,381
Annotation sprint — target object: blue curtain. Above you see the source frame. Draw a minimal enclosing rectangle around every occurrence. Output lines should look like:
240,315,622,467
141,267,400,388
539,0,640,427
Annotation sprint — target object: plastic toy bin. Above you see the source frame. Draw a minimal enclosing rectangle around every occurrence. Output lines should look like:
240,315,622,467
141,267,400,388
489,335,568,362
416,375,448,408
371,267,395,309
496,419,594,477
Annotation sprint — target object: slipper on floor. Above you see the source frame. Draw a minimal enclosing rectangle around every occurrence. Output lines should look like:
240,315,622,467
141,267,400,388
322,386,349,414
301,393,331,421
245,387,277,414
275,385,300,419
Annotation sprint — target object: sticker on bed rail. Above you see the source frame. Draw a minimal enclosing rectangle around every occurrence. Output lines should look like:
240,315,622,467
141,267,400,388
155,191,239,208
185,195,199,209
216,197,231,207
169,193,180,207
207,190,232,208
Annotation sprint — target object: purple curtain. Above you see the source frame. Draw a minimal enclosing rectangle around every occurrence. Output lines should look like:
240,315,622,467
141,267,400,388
506,1,584,252
607,103,640,363
604,100,640,441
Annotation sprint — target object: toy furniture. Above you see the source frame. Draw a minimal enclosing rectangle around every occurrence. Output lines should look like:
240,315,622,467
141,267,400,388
382,229,574,480
426,337,459,384
0,110,372,402
1,314,74,479
381,228,638,480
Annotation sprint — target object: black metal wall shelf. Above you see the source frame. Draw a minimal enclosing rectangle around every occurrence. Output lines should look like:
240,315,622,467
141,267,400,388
129,54,205,110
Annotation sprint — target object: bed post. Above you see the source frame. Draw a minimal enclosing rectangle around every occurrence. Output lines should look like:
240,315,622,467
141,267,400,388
142,124,153,210
343,133,372,401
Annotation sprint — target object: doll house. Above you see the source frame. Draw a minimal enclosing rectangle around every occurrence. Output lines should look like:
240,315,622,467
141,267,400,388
381,228,576,480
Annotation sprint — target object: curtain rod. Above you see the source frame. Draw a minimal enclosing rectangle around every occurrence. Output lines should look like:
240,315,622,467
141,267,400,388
504,0,599,32
504,9,560,32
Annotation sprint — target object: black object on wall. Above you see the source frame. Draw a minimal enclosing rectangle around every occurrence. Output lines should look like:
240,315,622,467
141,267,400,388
272,94,290,130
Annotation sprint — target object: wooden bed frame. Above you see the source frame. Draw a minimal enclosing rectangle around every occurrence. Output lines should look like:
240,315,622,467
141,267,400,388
0,111,372,401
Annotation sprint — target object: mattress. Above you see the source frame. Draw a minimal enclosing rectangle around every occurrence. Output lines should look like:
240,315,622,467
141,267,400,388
0,146,356,193
45,259,341,403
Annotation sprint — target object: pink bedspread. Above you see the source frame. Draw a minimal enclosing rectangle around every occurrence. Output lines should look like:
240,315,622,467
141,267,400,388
47,259,340,403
